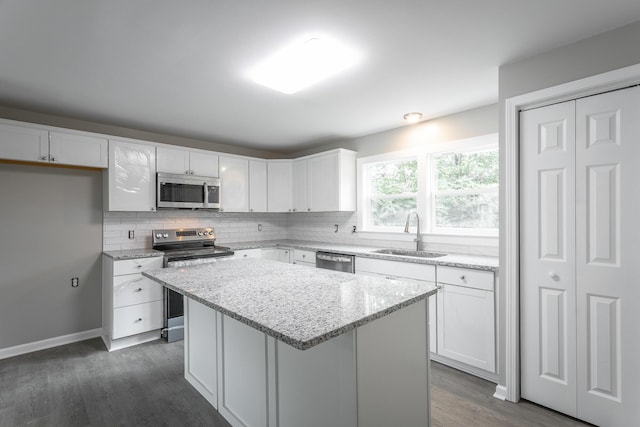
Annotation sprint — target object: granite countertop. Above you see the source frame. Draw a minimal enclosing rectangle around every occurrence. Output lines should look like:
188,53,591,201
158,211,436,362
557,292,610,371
143,258,437,350
227,239,499,271
103,239,498,271
103,248,164,260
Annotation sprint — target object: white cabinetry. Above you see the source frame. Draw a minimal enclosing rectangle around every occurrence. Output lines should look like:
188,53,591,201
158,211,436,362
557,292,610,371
435,266,496,377
233,248,262,259
305,149,356,212
0,120,107,168
249,160,267,212
291,159,307,212
262,247,291,263
219,155,249,212
267,160,292,212
104,139,156,211
102,255,164,351
157,145,219,177
356,257,437,351
292,249,315,267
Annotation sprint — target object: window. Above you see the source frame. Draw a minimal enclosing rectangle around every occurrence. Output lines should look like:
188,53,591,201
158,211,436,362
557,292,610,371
430,148,499,232
358,134,498,236
362,158,417,231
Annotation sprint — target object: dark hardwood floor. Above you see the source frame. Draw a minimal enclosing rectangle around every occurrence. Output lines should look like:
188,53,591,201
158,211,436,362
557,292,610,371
0,338,592,426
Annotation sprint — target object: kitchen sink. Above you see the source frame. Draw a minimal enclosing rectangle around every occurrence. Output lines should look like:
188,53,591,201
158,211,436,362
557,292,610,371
372,248,447,258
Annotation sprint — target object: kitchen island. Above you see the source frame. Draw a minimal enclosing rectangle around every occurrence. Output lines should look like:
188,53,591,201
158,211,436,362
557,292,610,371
143,258,437,427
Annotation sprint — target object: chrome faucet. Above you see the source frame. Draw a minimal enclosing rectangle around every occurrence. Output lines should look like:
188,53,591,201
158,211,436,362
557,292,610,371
404,211,422,251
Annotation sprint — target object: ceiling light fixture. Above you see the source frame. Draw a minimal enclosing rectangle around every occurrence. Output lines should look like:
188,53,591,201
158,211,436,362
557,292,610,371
249,37,359,94
403,112,423,124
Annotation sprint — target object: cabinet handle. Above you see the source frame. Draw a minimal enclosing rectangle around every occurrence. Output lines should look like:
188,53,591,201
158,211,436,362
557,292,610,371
186,170,190,175
250,209,254,212
220,208,224,212
41,155,48,161
307,208,311,211
136,318,142,322
302,254,306,258
459,275,465,280
549,272,560,281
150,207,156,211
50,156,56,162
134,263,142,268
292,208,296,212
135,287,143,292
243,254,248,258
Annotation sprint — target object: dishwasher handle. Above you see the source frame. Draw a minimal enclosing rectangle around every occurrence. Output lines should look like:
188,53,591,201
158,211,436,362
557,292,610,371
316,253,353,263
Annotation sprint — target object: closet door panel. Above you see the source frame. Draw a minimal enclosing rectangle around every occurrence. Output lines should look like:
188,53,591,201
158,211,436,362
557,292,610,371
575,86,640,426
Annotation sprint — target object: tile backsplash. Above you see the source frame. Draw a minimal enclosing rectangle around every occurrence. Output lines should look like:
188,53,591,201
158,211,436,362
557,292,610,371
104,211,498,257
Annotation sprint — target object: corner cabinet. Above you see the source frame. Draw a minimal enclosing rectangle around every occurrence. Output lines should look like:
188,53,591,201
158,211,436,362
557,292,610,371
219,155,249,212
304,149,357,212
102,255,164,351
104,139,157,211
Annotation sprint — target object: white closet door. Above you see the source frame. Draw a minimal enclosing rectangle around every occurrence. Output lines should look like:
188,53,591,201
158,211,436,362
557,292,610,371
575,86,640,426
520,100,577,416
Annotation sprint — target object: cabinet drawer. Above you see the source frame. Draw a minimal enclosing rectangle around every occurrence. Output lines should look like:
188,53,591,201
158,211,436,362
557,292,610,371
234,249,262,259
293,249,315,263
437,266,494,291
113,274,163,308
112,301,163,339
113,257,163,276
356,257,436,282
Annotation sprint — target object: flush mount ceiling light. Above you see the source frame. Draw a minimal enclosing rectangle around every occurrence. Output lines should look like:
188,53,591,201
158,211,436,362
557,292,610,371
403,112,423,124
249,37,359,94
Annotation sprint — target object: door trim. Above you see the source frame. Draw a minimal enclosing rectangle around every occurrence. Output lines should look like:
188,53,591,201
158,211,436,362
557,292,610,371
503,62,640,402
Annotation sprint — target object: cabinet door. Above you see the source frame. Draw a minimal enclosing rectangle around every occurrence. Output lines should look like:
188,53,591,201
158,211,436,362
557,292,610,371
307,152,339,211
292,159,307,212
249,160,268,212
0,122,49,163
49,131,108,168
267,161,292,212
157,146,190,175
107,140,156,212
234,249,262,259
219,155,249,212
189,151,219,177
436,284,495,372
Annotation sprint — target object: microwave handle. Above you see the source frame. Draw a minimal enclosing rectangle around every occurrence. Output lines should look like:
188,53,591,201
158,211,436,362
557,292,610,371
203,182,209,207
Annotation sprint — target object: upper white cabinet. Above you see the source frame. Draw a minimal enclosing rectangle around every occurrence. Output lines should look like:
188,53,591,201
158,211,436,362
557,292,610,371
105,139,157,212
249,160,267,212
305,149,357,212
291,159,307,212
49,131,108,168
157,145,219,177
0,120,107,168
267,160,292,212
219,155,249,212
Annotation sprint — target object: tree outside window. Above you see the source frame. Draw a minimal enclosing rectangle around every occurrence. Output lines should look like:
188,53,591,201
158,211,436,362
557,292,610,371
364,158,417,229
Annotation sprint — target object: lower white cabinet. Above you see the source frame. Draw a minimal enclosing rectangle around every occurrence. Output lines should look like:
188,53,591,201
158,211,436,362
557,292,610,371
262,247,291,263
434,266,496,378
233,248,262,259
292,249,315,267
102,255,164,351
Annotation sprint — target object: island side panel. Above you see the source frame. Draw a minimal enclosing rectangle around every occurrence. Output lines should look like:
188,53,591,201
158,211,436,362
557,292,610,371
356,299,430,427
184,298,218,409
277,331,357,427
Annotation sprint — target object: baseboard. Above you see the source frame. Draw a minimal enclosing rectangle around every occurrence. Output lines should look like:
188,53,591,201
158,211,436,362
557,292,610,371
102,329,162,352
493,384,508,401
0,328,103,360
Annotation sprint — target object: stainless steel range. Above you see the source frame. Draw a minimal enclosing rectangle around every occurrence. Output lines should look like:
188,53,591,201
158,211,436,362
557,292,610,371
152,227,234,342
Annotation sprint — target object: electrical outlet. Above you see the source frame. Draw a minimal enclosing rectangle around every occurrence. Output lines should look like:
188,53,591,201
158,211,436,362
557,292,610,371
71,277,79,288
258,224,262,232
128,230,135,239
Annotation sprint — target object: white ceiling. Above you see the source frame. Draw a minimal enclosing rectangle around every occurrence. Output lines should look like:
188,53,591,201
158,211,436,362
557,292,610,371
1,1,640,153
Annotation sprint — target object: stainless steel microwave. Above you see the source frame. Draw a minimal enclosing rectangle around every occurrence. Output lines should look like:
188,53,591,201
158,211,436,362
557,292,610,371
156,172,221,209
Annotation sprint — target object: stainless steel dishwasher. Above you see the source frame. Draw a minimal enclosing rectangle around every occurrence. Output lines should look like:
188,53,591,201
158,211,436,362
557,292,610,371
315,251,355,273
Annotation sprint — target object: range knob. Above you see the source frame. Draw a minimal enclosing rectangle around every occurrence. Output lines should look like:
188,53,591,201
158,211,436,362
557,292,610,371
163,233,169,238
198,232,203,236
155,233,162,239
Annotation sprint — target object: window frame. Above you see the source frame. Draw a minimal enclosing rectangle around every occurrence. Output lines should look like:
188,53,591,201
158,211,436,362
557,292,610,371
357,133,499,238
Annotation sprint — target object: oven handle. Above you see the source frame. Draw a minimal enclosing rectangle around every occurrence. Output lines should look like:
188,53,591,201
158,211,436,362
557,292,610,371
316,253,353,263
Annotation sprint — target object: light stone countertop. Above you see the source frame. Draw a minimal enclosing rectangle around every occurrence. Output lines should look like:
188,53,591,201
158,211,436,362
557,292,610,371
143,258,438,350
227,239,499,272
103,239,498,271
102,248,164,260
